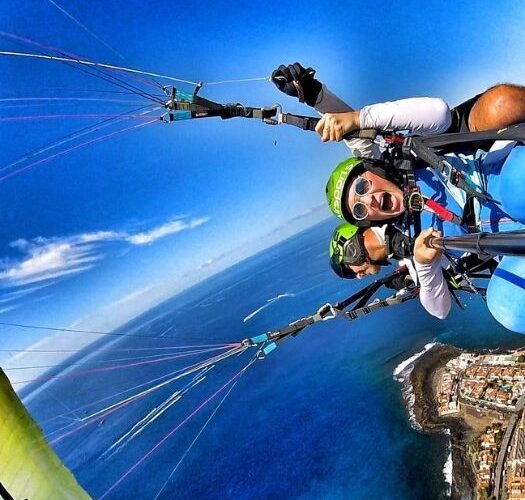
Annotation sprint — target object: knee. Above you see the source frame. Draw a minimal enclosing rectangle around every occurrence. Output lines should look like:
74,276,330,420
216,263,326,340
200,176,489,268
469,84,525,131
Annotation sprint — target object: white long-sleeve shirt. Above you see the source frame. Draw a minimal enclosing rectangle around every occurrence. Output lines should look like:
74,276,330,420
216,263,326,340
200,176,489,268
414,259,452,319
315,88,452,158
315,90,453,319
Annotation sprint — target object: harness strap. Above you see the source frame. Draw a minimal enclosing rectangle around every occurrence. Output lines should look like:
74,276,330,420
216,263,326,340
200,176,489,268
414,123,525,150
396,156,423,238
279,112,319,131
344,288,417,320
407,136,496,203
248,267,412,354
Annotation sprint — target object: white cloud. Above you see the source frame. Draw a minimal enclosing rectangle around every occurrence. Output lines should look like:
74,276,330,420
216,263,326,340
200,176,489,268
126,217,210,245
79,231,123,243
194,257,218,272
0,216,209,292
0,241,101,286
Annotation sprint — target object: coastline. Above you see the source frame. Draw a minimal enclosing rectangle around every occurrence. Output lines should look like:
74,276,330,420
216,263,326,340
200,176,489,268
399,343,477,499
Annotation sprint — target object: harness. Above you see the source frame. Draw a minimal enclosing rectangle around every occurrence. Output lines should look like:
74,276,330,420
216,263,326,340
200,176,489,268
246,245,500,359
409,124,525,199
245,267,417,358
363,135,466,239
369,124,525,237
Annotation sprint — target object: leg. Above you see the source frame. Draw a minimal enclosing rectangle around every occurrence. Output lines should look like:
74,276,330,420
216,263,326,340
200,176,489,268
468,83,525,131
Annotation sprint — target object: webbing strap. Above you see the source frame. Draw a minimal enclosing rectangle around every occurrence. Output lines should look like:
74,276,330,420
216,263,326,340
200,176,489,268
396,156,423,238
344,289,416,320
335,266,409,311
408,136,495,202
267,316,317,341
280,112,318,131
414,123,525,150
254,267,411,346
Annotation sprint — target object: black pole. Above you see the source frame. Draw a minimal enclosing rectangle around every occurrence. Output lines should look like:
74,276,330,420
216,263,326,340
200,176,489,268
428,230,525,257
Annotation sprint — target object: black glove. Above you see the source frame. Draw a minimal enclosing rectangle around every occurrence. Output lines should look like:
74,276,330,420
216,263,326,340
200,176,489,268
271,62,322,107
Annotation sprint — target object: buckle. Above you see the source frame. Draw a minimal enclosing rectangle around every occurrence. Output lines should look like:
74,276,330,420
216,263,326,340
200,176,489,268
316,303,339,321
405,188,424,212
261,104,282,125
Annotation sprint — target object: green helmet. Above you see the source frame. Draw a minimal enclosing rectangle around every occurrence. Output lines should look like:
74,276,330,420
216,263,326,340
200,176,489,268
325,157,364,222
329,222,367,279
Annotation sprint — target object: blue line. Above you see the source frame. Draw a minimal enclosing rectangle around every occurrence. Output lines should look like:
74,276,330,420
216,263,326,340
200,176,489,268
494,267,525,291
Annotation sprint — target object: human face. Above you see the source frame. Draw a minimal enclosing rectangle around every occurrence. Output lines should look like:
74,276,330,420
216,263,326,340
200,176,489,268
348,261,381,279
347,171,404,221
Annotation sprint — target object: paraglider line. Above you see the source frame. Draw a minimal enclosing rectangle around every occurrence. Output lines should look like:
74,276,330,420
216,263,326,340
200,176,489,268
0,321,238,344
0,119,158,182
0,32,166,102
0,113,159,122
12,345,232,385
4,346,233,371
98,357,256,499
40,354,230,427
153,370,245,499
0,104,159,175
0,50,199,86
45,0,129,64
205,76,270,85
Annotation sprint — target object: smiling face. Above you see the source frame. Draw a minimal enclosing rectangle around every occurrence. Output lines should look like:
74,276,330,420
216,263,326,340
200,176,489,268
346,171,404,221
347,261,381,279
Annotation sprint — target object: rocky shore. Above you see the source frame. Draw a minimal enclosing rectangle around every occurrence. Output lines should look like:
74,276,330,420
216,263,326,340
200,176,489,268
408,344,477,500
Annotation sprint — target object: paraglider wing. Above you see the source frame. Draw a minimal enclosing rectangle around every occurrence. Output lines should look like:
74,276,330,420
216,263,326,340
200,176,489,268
0,368,90,499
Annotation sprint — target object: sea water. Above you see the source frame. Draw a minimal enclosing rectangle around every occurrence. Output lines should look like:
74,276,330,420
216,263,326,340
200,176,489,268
24,220,525,499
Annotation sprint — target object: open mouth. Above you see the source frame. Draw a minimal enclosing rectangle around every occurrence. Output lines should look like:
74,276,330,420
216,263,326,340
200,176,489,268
380,193,394,211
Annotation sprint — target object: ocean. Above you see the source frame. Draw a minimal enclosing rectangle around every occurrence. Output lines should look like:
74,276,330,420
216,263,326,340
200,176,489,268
24,220,525,499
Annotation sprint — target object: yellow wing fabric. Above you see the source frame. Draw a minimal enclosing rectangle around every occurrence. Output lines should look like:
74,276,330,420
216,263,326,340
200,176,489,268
0,368,91,500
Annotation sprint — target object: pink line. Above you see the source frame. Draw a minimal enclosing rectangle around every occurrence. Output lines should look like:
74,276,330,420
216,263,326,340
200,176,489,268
0,343,239,353
6,346,236,371
0,97,147,103
13,345,233,385
0,31,160,90
48,351,251,445
0,119,158,182
0,114,157,122
99,358,256,499
41,348,241,427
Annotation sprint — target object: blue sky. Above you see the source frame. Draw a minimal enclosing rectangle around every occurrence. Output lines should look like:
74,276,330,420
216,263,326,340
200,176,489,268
1,0,525,373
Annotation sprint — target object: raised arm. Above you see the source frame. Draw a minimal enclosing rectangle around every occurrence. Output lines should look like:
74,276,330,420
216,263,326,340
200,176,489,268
413,228,452,319
271,63,452,159
271,62,380,157
315,97,452,142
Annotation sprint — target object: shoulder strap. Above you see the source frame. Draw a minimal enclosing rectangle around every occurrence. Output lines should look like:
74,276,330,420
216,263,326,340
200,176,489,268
414,122,525,150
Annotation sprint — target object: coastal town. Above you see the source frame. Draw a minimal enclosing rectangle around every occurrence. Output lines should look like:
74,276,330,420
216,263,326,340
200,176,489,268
435,350,525,499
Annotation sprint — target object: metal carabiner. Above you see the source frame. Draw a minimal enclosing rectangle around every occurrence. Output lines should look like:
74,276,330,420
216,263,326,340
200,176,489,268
316,303,339,321
261,104,282,126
